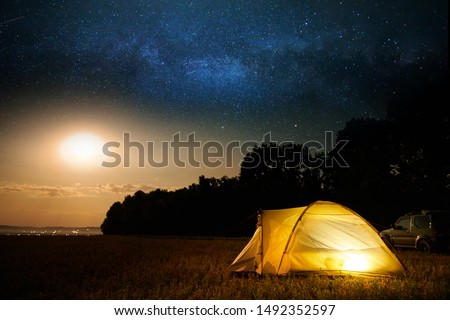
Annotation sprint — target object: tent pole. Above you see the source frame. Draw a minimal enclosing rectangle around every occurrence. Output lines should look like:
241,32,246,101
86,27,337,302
258,208,263,275
276,202,316,275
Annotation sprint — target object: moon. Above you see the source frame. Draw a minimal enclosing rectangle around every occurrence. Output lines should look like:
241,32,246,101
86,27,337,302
59,132,105,169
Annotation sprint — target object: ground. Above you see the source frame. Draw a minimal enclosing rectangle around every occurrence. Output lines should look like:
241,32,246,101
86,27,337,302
0,236,448,299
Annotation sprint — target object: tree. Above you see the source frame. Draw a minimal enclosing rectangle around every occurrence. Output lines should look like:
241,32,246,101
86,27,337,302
239,142,325,209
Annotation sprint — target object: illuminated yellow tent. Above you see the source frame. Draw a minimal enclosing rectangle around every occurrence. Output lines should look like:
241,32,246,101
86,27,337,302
229,201,405,276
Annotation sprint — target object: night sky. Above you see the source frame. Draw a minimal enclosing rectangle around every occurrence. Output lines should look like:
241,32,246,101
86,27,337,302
0,0,448,226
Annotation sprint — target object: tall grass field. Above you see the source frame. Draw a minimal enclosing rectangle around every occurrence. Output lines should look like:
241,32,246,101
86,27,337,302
0,236,448,299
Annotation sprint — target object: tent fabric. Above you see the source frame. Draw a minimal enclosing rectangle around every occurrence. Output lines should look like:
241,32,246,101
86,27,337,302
229,201,405,276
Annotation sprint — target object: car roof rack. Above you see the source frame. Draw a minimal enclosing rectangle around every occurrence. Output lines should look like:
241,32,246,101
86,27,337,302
405,211,421,216
417,209,447,215
404,209,449,216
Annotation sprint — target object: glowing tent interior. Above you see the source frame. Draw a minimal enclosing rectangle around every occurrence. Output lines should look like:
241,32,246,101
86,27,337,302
229,201,405,276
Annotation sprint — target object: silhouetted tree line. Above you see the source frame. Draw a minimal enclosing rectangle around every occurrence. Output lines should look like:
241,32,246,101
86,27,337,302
101,78,449,235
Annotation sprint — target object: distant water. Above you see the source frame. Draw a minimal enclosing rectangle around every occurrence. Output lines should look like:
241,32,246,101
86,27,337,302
0,225,102,236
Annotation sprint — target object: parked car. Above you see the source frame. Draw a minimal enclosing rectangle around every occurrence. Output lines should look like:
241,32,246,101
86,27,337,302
379,210,450,253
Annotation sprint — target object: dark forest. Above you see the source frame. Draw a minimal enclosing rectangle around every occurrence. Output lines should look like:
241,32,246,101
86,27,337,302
101,77,449,236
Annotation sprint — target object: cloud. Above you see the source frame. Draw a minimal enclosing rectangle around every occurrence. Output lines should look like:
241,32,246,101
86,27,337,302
1,187,23,192
0,184,82,197
0,183,156,198
96,183,155,194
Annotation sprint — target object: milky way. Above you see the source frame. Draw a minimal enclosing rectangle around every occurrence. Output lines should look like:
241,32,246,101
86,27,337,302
0,0,448,141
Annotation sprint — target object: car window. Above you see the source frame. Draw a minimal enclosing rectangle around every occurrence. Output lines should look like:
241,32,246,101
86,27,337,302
413,215,430,229
395,217,411,230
